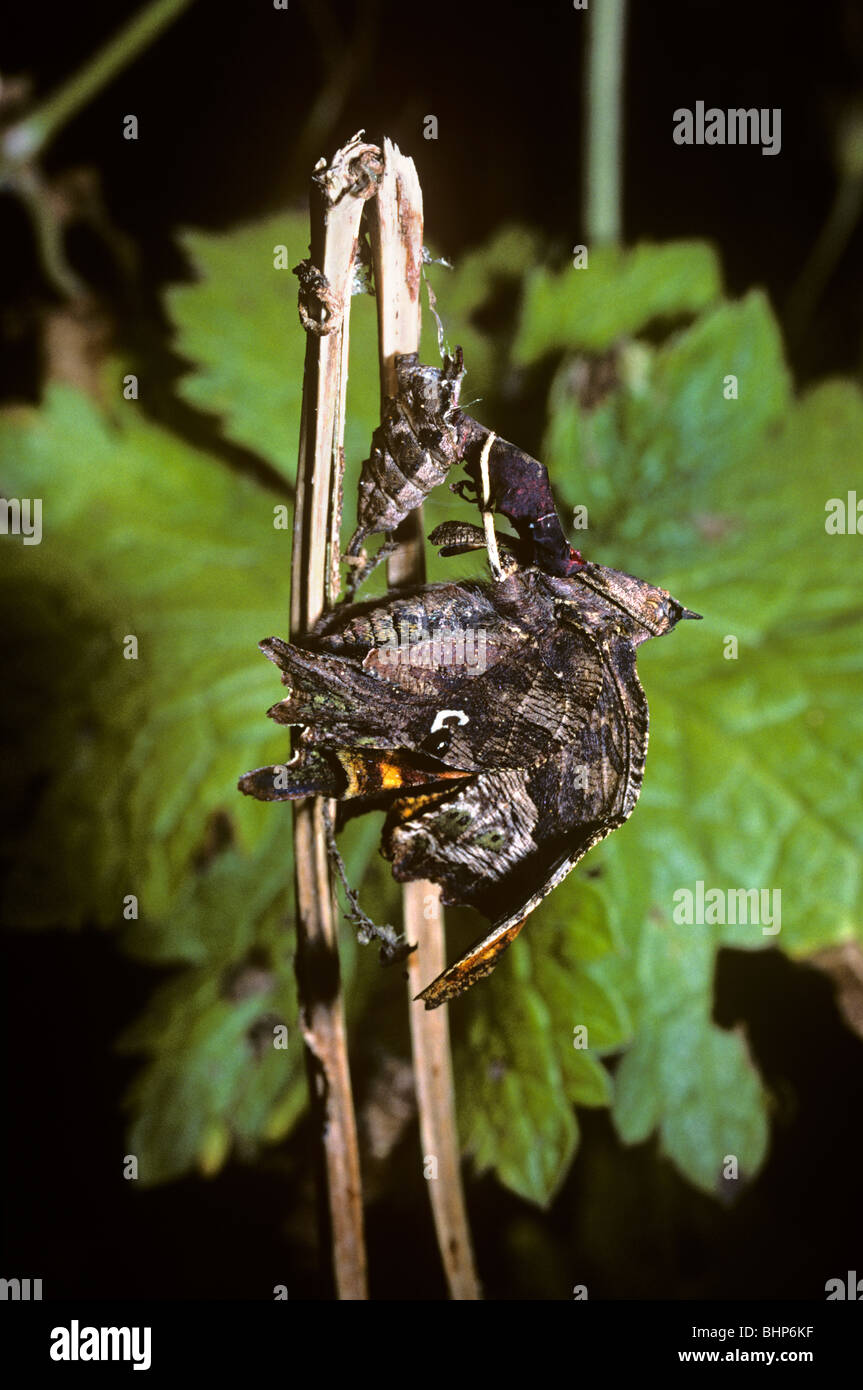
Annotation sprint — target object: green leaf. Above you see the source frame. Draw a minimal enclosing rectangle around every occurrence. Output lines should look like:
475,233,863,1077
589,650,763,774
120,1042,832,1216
532,285,863,1194
455,966,578,1208
169,214,382,510
117,820,308,1187
0,383,294,929
513,240,722,364
0,384,313,1180
119,891,304,1188
423,225,543,401
614,1005,769,1195
546,291,791,567
454,874,626,1205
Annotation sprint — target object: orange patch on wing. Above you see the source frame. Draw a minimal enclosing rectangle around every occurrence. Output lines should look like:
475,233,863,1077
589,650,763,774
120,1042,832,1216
417,917,528,1009
335,749,470,799
379,758,413,790
387,787,455,824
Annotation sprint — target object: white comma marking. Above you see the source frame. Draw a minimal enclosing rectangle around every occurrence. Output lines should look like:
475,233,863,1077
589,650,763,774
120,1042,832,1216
430,709,469,733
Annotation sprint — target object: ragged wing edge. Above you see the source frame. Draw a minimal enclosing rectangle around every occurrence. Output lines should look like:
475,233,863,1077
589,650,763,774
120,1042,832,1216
416,823,620,1009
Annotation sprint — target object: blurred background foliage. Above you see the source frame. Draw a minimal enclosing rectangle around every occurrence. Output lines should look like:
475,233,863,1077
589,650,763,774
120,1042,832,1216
2,0,863,1299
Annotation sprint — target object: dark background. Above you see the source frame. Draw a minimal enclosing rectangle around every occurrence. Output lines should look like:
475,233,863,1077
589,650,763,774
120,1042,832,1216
2,0,862,1300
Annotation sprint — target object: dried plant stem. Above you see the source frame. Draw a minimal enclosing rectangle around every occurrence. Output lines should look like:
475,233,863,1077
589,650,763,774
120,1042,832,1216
369,138,481,1300
292,133,382,1301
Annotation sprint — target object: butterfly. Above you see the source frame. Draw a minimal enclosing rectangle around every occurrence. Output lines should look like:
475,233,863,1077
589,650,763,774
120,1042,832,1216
239,353,700,1006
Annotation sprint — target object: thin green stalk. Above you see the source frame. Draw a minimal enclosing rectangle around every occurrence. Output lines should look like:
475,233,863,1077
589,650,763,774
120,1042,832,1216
584,0,628,245
3,0,196,164
786,171,863,346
